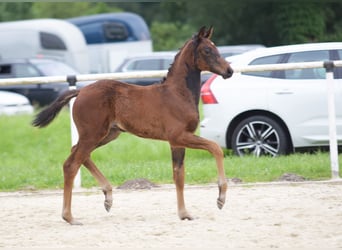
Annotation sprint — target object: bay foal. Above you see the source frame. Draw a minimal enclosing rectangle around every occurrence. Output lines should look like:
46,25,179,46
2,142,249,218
32,26,233,225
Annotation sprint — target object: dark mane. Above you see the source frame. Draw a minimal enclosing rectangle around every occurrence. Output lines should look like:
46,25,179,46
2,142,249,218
159,77,167,84
158,42,188,84
164,36,199,82
163,35,202,104
165,52,181,77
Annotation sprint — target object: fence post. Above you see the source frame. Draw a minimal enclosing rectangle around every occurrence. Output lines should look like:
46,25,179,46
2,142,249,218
66,75,81,188
324,61,340,179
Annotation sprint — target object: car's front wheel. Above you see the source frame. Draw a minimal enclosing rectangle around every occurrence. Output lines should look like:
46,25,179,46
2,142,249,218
231,115,289,157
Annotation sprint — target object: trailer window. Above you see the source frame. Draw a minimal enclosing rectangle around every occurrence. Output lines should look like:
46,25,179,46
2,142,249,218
103,22,128,42
40,32,67,50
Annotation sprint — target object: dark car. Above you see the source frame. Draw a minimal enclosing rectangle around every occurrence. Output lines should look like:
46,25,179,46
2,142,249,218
114,51,176,86
0,58,80,106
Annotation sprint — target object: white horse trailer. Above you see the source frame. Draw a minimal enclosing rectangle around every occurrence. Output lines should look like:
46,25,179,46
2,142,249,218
0,19,89,73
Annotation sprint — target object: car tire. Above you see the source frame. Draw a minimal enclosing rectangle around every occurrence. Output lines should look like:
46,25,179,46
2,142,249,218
231,115,288,157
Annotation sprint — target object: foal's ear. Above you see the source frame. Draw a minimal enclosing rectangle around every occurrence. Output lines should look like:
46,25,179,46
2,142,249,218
197,26,207,38
197,26,214,39
205,26,214,39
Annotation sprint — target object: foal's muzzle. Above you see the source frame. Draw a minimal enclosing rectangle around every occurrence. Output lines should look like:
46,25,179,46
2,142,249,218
222,67,234,79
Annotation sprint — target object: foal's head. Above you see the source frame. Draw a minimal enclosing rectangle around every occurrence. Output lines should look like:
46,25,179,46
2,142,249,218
192,26,233,79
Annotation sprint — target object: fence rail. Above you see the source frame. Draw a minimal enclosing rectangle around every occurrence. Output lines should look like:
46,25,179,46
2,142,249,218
1,60,342,86
0,60,341,186
0,70,168,86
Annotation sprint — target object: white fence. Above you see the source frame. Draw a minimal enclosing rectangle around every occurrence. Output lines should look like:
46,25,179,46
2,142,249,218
0,60,341,187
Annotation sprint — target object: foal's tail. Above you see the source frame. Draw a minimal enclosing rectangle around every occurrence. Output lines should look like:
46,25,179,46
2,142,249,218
32,89,80,128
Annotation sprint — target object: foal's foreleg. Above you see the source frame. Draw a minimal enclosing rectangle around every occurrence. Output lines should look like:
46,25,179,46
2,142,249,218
202,139,227,209
171,147,193,220
171,134,228,210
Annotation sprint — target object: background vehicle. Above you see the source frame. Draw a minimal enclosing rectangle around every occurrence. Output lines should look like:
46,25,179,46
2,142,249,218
0,19,89,74
200,42,342,157
68,12,153,73
0,58,82,106
114,51,176,85
217,44,265,58
201,45,266,84
0,90,33,115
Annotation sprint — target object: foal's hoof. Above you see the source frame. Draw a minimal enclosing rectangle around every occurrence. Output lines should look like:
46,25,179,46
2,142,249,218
217,182,227,209
63,216,83,226
217,198,225,209
104,199,112,212
69,219,83,226
181,215,195,221
179,211,194,220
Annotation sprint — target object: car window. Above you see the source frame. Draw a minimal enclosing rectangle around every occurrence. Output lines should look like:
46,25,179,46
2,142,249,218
132,59,161,71
34,61,78,75
284,50,329,79
13,64,40,77
336,50,342,79
221,52,240,57
103,22,128,42
337,50,342,59
242,54,283,78
39,32,67,50
162,59,173,70
0,64,11,77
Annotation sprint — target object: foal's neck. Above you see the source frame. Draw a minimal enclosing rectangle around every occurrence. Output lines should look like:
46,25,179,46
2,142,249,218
183,64,201,106
166,54,202,106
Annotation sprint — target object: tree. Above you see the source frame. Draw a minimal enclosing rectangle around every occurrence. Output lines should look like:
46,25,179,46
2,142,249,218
323,2,342,42
150,21,194,51
273,2,325,44
31,2,122,19
0,3,33,22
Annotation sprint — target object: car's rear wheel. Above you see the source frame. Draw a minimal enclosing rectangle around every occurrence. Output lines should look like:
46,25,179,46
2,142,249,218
231,115,288,157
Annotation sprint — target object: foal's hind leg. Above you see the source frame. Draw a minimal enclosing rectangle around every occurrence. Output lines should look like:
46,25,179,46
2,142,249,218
171,147,193,220
82,128,121,213
62,130,115,225
62,145,91,225
83,158,113,212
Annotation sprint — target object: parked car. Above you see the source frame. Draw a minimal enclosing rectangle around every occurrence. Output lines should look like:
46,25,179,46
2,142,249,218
217,44,265,58
0,90,33,115
0,58,82,106
114,51,176,86
200,42,342,157
201,45,266,83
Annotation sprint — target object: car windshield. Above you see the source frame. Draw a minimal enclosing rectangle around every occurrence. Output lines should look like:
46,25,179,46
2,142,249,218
34,61,79,76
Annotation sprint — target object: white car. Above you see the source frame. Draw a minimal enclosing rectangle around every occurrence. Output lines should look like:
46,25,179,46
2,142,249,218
217,44,265,58
200,42,342,157
0,90,33,115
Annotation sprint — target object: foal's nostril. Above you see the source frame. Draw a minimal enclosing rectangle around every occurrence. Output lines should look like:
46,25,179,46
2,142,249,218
225,68,233,78
217,65,233,79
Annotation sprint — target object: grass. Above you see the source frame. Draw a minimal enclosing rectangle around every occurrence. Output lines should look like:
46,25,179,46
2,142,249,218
0,109,341,191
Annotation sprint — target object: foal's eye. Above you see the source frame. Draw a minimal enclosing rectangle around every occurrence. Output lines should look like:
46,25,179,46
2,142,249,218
204,47,211,54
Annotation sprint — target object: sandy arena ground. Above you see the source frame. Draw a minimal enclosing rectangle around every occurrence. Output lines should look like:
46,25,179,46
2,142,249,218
0,180,341,249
